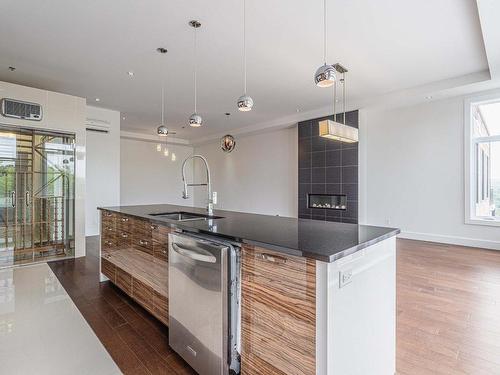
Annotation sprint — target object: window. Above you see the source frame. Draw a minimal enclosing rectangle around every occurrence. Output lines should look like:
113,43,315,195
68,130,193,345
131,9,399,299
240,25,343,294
466,96,500,226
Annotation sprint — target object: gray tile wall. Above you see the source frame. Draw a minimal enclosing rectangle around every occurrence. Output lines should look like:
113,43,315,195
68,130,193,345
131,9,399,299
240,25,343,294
298,110,359,223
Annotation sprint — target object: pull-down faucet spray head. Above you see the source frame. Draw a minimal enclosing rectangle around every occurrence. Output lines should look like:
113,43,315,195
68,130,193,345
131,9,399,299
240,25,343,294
181,155,214,216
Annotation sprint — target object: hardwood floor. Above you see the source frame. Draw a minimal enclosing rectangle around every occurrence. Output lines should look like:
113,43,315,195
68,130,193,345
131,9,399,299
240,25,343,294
48,236,195,375
397,239,500,375
49,237,500,374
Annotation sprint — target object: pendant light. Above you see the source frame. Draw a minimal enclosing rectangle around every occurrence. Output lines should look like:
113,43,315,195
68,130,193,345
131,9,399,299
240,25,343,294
189,20,203,127
221,113,236,153
155,47,176,157
314,0,335,87
237,0,253,111
319,64,358,143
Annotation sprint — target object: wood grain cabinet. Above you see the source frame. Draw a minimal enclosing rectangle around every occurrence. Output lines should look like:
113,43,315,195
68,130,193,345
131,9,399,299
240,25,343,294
241,245,317,375
100,210,170,326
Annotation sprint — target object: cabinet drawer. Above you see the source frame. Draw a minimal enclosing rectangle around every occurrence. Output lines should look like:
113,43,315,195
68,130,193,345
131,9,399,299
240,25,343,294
101,210,116,228
241,246,316,375
133,278,154,312
101,238,116,251
153,240,168,262
151,223,171,244
132,235,153,255
101,257,115,281
116,214,132,232
116,231,132,248
101,225,116,241
115,266,132,295
153,290,168,325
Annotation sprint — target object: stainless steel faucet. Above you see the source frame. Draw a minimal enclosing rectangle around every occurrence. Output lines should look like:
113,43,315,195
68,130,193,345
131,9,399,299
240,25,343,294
181,154,215,216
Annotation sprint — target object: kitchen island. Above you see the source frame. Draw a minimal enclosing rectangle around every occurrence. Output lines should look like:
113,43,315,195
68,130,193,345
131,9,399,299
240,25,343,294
98,204,399,375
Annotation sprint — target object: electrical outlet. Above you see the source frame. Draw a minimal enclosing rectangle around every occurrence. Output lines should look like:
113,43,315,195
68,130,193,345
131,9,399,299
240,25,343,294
339,269,353,288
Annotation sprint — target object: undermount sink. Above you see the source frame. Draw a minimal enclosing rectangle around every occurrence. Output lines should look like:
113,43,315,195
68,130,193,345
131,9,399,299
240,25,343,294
149,211,224,222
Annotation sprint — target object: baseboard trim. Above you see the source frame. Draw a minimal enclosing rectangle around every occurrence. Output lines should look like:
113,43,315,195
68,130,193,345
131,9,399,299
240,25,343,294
398,231,500,251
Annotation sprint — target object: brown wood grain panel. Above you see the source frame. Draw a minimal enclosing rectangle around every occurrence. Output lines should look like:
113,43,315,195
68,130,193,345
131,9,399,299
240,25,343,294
151,223,171,244
101,210,116,228
115,266,132,295
153,290,169,326
133,277,154,312
241,245,316,375
101,257,115,282
132,235,154,256
116,231,132,248
153,240,168,262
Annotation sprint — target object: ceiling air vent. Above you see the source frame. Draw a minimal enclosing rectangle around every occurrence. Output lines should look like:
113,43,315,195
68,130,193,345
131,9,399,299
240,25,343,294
1,98,43,121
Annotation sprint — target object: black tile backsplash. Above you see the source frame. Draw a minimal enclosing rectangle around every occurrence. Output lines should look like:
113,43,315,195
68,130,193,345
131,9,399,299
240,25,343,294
298,110,358,224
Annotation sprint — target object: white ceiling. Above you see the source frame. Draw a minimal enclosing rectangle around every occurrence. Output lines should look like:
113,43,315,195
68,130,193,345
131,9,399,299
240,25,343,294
0,0,490,141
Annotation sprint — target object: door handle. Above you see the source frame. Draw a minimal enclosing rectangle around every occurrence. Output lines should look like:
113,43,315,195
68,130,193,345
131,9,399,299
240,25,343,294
11,191,15,207
172,243,216,263
26,191,30,207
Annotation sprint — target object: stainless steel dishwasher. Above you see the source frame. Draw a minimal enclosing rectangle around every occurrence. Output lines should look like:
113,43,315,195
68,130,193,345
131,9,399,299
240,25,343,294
168,232,240,375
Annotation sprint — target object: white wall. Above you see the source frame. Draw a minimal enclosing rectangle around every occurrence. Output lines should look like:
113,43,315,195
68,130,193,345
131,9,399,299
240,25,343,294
360,95,500,250
120,137,194,206
0,80,87,257
85,106,121,236
193,127,298,217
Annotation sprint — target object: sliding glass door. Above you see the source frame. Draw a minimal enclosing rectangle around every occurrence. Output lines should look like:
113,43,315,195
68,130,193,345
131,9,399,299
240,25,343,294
0,127,75,267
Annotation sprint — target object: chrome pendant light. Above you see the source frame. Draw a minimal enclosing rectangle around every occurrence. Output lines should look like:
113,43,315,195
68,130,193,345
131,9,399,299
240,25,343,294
314,0,335,87
237,0,253,111
156,47,176,155
189,20,203,127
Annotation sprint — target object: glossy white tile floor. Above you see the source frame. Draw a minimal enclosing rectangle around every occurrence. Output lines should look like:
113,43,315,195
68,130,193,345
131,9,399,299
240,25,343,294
0,263,121,375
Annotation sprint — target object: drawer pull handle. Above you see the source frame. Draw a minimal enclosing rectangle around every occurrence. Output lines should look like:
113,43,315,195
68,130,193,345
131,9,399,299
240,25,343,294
105,213,112,217
139,240,149,246
121,217,129,222
162,250,167,254
105,241,113,246
121,233,128,238
151,225,158,230
258,253,287,264
106,227,113,231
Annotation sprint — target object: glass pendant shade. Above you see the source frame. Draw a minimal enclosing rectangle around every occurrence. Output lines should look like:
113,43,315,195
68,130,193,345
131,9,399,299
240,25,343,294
237,95,254,112
319,119,358,143
221,134,236,153
189,113,203,127
314,64,336,87
157,125,169,136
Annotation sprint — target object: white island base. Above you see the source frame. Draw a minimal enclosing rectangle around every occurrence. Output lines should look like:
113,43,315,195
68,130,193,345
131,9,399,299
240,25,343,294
316,237,396,375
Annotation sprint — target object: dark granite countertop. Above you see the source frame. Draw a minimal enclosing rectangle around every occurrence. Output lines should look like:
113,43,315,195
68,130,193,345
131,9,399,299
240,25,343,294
98,204,400,262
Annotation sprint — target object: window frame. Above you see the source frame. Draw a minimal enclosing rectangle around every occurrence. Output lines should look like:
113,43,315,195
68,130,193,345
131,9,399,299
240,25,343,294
464,92,500,227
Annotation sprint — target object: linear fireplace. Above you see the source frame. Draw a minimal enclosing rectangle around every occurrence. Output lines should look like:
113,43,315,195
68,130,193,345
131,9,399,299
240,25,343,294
307,194,347,210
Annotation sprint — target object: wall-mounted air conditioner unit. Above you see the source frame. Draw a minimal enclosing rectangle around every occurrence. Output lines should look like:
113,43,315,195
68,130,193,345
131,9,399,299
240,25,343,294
1,98,43,121
85,117,111,133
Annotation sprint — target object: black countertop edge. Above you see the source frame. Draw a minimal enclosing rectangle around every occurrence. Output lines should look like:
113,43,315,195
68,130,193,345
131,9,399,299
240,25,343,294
98,205,400,263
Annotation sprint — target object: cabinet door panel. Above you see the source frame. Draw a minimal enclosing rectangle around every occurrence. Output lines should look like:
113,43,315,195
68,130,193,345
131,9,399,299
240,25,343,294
116,266,132,295
153,290,169,325
151,223,170,244
153,240,168,262
241,246,316,375
101,257,115,282
133,278,154,312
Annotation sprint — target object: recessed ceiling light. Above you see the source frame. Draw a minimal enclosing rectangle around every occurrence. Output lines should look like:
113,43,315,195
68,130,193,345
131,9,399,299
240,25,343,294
122,116,126,120
425,95,433,100
127,71,134,77
95,98,100,102
296,108,301,113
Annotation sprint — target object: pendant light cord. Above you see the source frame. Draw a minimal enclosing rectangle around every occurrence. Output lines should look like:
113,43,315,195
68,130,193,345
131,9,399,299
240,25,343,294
243,0,247,95
194,27,198,113
161,77,165,126
323,0,327,64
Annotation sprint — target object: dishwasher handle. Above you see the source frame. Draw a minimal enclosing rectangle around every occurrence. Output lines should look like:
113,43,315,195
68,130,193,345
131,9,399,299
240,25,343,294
172,242,217,263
